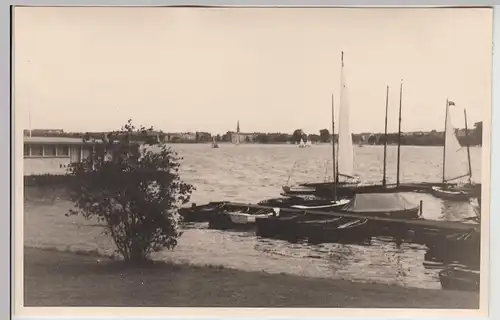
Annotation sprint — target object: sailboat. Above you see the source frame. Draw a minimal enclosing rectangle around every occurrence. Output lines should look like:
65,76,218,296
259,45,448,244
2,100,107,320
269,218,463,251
282,51,361,196
298,138,306,148
336,51,361,186
235,120,240,145
285,93,351,210
358,136,365,147
211,136,219,148
305,139,312,147
431,100,474,201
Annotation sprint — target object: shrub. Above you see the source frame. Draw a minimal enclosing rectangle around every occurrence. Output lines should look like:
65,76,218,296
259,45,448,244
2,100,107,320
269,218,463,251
66,120,195,264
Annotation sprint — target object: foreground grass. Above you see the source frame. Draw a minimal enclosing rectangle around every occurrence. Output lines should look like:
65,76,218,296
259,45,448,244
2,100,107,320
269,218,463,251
24,247,479,308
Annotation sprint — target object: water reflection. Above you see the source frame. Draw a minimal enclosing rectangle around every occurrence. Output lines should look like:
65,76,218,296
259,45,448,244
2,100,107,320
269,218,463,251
440,200,477,221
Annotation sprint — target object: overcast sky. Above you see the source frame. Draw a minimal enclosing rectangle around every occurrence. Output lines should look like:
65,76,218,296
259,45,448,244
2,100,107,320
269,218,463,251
14,7,492,135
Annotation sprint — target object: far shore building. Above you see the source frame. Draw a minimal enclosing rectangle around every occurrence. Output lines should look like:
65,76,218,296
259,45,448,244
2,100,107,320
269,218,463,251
165,132,196,142
229,120,257,143
229,131,257,143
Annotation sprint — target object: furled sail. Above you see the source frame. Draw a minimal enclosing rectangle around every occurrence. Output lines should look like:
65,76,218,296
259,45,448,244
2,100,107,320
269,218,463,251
337,55,355,178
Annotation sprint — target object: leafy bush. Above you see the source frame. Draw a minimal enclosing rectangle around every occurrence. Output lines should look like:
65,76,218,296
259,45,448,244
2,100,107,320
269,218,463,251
66,120,195,264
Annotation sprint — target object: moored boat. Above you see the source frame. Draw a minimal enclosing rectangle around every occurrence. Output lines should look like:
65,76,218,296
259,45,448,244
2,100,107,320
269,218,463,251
431,186,471,201
281,185,317,196
208,206,278,230
289,198,351,211
423,228,480,268
432,100,475,201
258,195,350,210
179,202,227,222
439,266,480,292
282,52,362,194
255,211,325,240
339,192,421,219
298,217,369,244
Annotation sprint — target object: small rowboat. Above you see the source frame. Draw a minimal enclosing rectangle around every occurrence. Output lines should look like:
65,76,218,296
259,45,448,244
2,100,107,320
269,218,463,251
281,185,317,196
439,267,480,292
208,207,278,230
303,218,369,244
431,186,473,201
257,196,351,211
225,210,274,224
290,198,351,211
179,202,227,223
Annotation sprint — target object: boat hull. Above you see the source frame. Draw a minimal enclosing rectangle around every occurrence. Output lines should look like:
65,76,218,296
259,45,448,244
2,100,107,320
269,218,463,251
422,230,480,268
439,267,480,292
208,207,277,230
340,207,420,220
431,186,473,201
298,218,370,244
179,202,224,223
255,213,324,240
285,198,351,211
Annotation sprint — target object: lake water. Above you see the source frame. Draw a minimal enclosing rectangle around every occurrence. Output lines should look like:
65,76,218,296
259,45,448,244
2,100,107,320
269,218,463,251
24,143,482,290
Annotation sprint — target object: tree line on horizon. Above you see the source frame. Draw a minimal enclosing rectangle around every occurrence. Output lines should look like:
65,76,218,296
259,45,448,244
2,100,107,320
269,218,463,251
182,121,483,147
23,121,483,147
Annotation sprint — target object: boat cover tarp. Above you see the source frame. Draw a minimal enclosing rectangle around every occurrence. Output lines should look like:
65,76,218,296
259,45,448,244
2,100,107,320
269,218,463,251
342,193,417,213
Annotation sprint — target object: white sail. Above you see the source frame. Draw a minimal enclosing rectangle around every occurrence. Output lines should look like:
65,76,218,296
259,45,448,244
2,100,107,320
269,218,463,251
337,60,355,177
443,103,470,182
299,138,306,148
235,120,240,145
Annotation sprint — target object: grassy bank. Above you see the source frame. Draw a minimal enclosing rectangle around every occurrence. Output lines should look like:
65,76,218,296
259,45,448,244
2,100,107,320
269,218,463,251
24,247,479,308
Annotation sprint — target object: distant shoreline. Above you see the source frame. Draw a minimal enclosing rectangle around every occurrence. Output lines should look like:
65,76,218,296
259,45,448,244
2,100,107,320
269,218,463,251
163,142,483,147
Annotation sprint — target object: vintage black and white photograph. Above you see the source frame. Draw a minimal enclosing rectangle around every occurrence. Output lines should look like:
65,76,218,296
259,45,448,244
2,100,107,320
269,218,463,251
14,6,491,313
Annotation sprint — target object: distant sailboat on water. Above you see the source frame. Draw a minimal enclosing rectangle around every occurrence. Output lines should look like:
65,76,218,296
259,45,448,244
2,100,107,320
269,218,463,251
235,120,240,145
305,140,312,147
298,138,306,148
212,136,219,148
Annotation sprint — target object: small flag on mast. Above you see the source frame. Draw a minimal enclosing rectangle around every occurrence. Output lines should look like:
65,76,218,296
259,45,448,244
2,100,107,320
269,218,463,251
448,100,456,106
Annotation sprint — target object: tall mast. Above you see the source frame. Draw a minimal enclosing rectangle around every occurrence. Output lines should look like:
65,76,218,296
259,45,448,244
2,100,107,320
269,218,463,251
464,109,473,184
332,93,337,201
28,109,32,137
383,85,389,187
442,99,449,183
396,80,403,187
337,51,344,184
